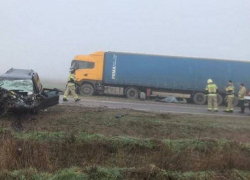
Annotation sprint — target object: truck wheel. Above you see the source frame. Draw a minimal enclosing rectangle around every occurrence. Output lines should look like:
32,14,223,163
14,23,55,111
80,84,94,96
233,97,239,107
193,92,206,105
126,87,139,99
217,94,223,106
224,96,239,107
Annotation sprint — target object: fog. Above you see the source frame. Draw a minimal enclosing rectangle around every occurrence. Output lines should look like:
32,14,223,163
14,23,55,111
0,0,250,83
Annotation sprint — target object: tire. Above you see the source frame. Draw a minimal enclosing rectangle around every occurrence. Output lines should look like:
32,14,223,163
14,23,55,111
193,92,206,105
217,94,223,106
224,96,239,107
80,84,94,96
233,97,239,107
126,87,139,99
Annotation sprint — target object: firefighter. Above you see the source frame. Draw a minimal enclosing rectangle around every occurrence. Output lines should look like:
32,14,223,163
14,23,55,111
224,80,234,113
238,83,246,113
205,79,218,112
63,68,81,102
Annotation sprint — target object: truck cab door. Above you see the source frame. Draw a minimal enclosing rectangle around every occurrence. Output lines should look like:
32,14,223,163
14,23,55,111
72,61,96,81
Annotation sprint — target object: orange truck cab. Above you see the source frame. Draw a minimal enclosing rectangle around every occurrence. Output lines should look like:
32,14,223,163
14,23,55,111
71,51,105,95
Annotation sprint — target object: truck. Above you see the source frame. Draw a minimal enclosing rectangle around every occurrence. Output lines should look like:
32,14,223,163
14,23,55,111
71,51,250,106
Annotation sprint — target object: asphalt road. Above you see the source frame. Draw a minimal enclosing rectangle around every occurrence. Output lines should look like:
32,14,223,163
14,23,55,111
59,96,250,118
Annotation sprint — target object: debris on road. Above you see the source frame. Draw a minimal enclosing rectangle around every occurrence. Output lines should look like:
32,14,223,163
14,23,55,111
155,95,187,104
115,114,128,119
140,92,146,100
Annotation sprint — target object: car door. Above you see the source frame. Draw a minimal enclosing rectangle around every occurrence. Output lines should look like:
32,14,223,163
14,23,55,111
39,88,61,109
33,74,61,109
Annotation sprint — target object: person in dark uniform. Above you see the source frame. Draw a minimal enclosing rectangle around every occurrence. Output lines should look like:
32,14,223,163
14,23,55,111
238,83,246,113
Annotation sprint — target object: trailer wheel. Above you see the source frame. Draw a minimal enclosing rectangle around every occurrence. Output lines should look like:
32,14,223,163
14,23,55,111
193,92,206,105
217,94,223,106
80,84,94,96
233,97,239,107
223,96,239,107
126,87,139,99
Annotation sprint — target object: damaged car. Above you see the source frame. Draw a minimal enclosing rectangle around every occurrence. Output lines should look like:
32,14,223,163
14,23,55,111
0,68,61,115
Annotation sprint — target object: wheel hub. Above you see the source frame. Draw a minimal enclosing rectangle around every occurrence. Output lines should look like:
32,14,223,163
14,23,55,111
130,91,135,97
83,88,90,94
197,95,204,102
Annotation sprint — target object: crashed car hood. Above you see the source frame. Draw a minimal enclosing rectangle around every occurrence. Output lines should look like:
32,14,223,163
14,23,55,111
0,87,33,114
0,87,61,115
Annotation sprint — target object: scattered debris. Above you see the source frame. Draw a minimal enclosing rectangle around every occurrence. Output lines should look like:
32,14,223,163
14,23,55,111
140,92,146,100
115,114,127,119
155,95,187,104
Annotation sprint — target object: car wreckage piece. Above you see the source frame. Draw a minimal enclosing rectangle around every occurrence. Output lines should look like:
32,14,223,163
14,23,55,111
0,87,61,115
0,68,62,115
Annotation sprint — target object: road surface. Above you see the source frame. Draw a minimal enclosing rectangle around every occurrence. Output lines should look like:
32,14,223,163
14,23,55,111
59,96,250,117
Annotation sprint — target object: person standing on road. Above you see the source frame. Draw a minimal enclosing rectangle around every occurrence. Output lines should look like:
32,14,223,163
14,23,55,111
238,83,246,113
63,68,81,102
224,80,235,113
205,79,218,112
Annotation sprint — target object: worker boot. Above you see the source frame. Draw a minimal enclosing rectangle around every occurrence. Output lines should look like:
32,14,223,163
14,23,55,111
63,98,68,102
75,99,81,102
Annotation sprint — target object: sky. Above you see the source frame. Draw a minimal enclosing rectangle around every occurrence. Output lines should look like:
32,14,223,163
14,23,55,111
0,0,250,82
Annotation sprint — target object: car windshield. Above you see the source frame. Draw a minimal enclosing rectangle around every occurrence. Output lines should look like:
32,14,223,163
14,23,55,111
0,79,33,93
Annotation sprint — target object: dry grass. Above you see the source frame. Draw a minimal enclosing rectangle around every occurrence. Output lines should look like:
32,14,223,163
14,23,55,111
1,130,250,173
2,105,250,142
1,106,250,179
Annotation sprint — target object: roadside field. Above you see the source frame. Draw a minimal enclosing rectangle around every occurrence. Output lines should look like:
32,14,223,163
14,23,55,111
0,105,250,179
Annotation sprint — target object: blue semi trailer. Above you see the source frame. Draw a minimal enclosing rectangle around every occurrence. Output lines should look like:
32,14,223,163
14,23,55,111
72,51,250,106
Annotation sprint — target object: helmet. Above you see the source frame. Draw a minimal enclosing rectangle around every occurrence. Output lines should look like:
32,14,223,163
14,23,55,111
207,79,213,84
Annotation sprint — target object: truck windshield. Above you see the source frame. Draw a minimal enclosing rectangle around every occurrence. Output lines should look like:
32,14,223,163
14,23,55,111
0,78,33,93
71,61,95,69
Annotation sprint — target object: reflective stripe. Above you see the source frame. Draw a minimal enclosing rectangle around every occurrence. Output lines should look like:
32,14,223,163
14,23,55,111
67,82,75,86
67,73,76,85
207,94,217,96
206,84,218,94
226,85,235,95
68,74,76,81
